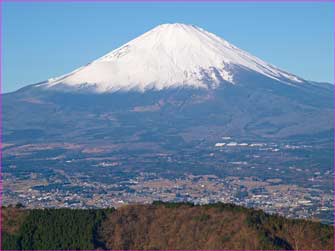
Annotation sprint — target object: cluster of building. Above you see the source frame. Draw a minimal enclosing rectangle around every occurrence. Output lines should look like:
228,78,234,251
3,171,333,223
3,136,333,224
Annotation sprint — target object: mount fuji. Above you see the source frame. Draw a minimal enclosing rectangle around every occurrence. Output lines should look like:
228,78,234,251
3,23,333,145
41,23,303,93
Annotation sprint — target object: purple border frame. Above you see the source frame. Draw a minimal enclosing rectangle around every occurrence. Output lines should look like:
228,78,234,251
0,0,334,250
0,0,334,2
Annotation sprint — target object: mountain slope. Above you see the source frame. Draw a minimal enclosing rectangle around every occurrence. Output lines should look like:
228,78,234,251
37,23,305,93
4,69,333,142
4,20,333,139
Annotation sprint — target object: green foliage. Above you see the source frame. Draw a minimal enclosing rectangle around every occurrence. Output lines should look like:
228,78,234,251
1,204,333,250
2,208,112,250
152,201,194,208
203,202,252,213
244,209,335,250
15,203,25,209
245,210,288,249
2,232,20,250
246,209,270,227
193,214,210,222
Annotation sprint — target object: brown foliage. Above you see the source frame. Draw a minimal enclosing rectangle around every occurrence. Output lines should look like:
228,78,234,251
2,204,333,250
99,204,334,250
272,219,334,250
1,207,28,234
99,204,261,250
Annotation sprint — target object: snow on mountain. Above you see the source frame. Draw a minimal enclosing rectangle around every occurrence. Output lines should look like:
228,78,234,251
43,23,304,93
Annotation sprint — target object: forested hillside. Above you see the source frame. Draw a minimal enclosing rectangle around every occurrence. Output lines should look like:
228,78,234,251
2,202,333,250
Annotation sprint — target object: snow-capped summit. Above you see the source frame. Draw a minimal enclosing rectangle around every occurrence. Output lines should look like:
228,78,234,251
43,23,303,93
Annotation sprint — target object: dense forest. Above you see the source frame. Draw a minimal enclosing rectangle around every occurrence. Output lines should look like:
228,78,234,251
2,202,334,250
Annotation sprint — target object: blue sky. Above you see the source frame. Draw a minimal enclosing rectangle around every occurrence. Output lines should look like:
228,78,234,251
2,1,334,93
